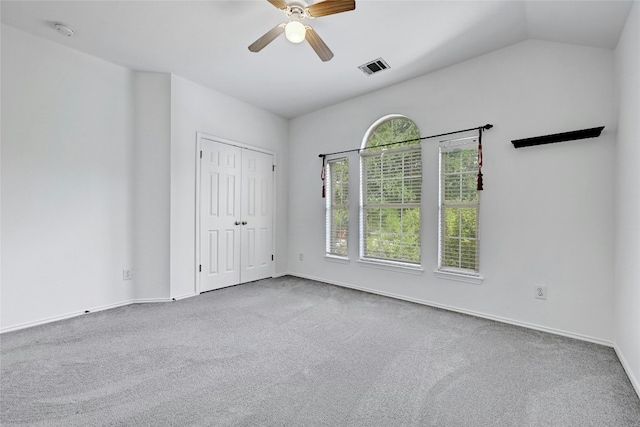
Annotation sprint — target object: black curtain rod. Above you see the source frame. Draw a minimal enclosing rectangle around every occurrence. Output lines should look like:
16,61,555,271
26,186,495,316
318,124,493,158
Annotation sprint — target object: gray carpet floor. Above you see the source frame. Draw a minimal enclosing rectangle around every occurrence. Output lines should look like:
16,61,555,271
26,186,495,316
1,276,639,426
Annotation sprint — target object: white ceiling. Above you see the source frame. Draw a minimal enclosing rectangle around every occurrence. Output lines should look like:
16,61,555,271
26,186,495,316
1,0,634,119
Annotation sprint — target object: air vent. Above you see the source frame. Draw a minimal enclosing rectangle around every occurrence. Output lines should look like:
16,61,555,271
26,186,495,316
358,58,390,76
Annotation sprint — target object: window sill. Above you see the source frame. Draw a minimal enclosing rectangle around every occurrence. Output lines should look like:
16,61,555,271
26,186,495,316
358,259,424,275
325,255,349,264
434,269,484,285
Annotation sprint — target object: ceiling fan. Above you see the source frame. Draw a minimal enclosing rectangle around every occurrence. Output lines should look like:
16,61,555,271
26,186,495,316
248,0,356,62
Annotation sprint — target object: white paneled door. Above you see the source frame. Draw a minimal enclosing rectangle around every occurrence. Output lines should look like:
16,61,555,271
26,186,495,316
240,148,274,283
199,139,273,292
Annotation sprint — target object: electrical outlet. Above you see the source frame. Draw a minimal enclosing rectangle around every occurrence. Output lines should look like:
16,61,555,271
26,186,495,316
534,285,547,300
299,253,304,261
123,269,133,281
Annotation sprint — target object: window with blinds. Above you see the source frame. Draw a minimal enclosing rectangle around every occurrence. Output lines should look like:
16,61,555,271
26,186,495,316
326,158,349,257
439,137,480,274
360,116,422,265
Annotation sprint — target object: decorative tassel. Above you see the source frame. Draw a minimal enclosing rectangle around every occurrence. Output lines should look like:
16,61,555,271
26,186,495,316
477,128,484,191
321,155,326,198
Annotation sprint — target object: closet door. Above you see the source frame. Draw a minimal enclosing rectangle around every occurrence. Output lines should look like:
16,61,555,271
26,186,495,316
200,140,242,292
240,149,273,283
199,139,274,292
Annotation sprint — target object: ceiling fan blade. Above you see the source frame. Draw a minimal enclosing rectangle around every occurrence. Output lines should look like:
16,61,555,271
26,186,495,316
248,24,285,53
307,0,355,18
267,0,289,10
305,27,334,62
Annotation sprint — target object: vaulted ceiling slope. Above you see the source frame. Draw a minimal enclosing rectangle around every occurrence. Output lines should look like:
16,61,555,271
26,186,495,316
1,1,634,119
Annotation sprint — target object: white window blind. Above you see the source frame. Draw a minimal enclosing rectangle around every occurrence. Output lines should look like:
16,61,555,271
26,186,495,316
326,158,349,257
361,146,422,264
439,137,480,274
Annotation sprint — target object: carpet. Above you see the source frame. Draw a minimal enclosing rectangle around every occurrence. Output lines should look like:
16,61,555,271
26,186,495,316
2,276,639,426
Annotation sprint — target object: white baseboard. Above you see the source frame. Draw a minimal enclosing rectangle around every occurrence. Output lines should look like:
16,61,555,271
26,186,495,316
1,300,134,334
614,344,640,399
1,279,277,333
170,293,197,301
130,297,173,304
272,272,288,278
289,272,614,348
1,297,175,334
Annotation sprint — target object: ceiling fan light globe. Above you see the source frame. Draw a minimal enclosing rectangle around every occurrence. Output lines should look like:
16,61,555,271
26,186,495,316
285,21,306,43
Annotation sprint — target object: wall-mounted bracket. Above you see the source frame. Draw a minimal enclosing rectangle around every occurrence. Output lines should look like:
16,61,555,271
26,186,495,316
511,126,604,149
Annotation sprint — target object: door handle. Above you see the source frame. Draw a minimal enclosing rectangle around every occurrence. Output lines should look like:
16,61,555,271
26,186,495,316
242,221,247,225
234,221,241,226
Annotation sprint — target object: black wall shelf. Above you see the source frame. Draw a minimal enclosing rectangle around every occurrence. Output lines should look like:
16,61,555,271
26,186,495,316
511,126,605,149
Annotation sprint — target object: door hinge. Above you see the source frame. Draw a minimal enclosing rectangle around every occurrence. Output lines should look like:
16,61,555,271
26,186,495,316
199,264,202,272
200,151,203,159
271,255,274,261
272,165,275,172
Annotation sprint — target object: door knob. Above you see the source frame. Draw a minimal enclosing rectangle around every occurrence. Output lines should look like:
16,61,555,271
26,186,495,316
234,221,241,226
242,221,247,225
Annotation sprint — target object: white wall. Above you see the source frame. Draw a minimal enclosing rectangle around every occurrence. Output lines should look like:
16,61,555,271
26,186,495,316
0,25,290,329
169,75,289,299
288,39,616,344
1,25,136,329
614,2,640,395
133,72,171,300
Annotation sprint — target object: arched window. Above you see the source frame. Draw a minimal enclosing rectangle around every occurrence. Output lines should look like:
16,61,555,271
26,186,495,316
360,115,422,265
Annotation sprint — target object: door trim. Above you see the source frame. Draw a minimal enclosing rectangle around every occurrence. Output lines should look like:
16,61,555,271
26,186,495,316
195,132,277,294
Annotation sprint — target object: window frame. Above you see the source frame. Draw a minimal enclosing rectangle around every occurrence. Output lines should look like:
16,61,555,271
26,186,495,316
325,157,350,259
359,115,423,269
437,136,482,282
